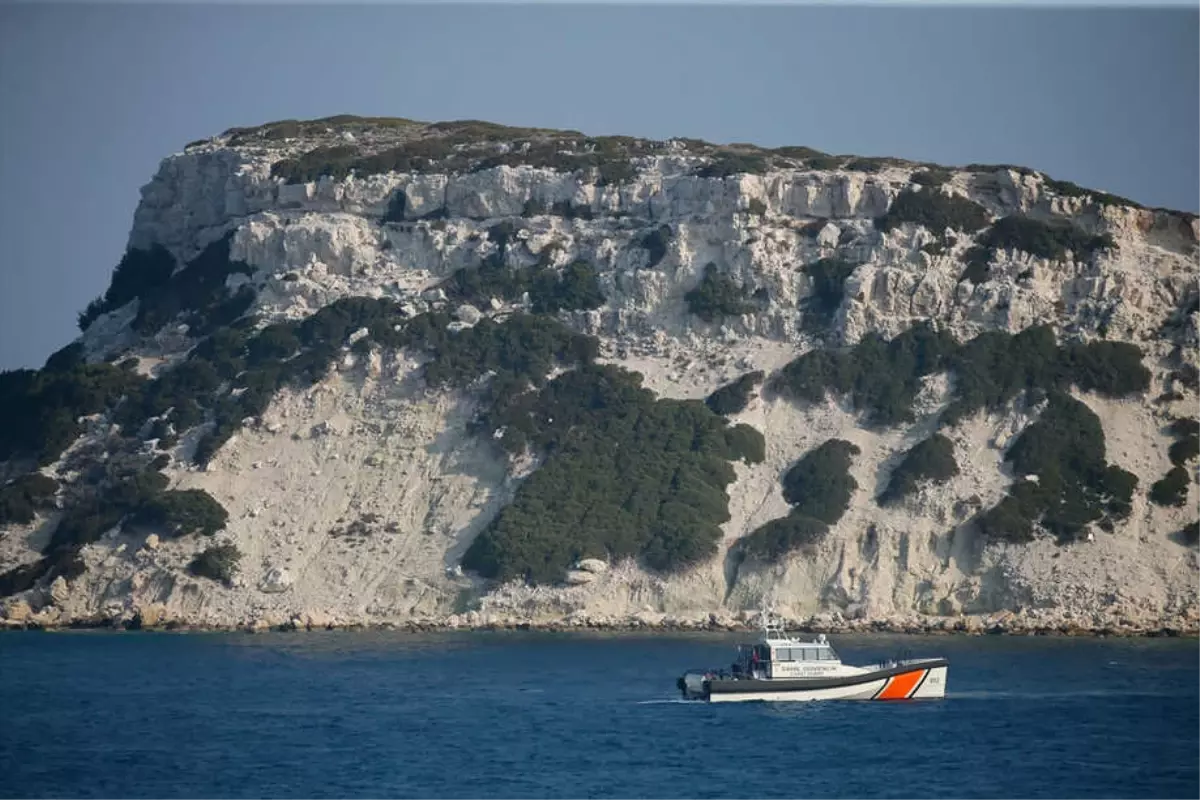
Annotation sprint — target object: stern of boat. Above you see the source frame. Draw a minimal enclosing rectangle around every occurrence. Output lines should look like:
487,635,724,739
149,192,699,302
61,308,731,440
677,672,710,701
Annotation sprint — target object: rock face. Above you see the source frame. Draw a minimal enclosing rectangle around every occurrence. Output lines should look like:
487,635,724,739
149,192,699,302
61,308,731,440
1,116,1197,633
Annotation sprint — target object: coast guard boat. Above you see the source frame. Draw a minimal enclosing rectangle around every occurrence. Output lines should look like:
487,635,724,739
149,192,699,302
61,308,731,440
676,616,948,702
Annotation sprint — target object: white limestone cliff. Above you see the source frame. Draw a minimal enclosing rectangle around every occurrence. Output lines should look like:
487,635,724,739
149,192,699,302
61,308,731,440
2,121,1197,633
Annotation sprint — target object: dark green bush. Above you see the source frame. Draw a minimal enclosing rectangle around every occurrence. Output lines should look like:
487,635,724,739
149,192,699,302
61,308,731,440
130,489,228,537
694,151,770,178
1150,466,1190,507
43,464,228,555
706,371,765,416
637,225,672,268
43,343,86,373
738,514,828,560
129,235,256,337
977,393,1137,543
1169,438,1199,468
1177,519,1199,546
0,558,55,598
444,257,605,315
188,542,242,586
974,215,1115,263
462,364,766,583
780,439,860,524
77,246,176,331
0,361,146,465
1041,176,1141,209
879,434,958,506
771,324,1150,431
876,189,991,237
770,323,958,427
801,258,858,332
737,439,859,561
382,189,407,223
685,263,756,323
45,469,167,552
911,168,951,187
0,474,59,526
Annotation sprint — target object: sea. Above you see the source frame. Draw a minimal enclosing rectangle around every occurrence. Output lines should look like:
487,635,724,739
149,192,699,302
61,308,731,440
0,630,1196,799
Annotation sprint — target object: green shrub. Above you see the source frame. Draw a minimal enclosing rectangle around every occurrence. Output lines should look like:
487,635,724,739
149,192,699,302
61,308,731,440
805,155,845,171
801,258,858,332
747,198,767,216
771,324,1150,431
694,151,770,178
843,157,890,173
780,439,860,524
1150,466,1190,507
130,489,228,537
737,439,859,561
637,225,672,268
1177,520,1199,547
974,215,1115,263
77,246,177,331
445,257,605,315
738,514,828,560
188,542,242,586
876,189,991,237
0,474,59,526
43,343,86,373
382,190,407,223
1041,176,1141,209
770,323,958,427
0,558,55,598
462,364,766,583
43,465,228,554
977,393,1137,543
0,361,146,465
705,371,765,416
685,263,756,323
911,168,951,187
879,434,958,506
129,235,256,337
1169,438,1199,468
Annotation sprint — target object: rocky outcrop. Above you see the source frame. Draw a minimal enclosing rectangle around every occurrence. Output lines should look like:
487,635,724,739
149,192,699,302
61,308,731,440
2,117,1196,634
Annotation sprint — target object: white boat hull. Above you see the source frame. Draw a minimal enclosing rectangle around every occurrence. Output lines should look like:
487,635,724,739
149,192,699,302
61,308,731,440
691,662,948,703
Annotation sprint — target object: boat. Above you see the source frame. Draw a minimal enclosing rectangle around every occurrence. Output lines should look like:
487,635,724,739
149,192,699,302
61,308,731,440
676,616,948,702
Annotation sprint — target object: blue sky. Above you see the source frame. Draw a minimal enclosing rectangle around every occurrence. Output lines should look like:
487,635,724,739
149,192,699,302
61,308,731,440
0,2,1196,370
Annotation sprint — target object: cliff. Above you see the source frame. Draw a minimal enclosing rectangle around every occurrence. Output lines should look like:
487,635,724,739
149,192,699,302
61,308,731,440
1,116,1197,634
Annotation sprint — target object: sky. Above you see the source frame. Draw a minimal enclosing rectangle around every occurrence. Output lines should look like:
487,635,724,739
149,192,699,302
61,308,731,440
0,3,1196,371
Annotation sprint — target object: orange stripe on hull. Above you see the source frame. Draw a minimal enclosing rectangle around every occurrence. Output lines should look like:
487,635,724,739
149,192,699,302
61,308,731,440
875,668,927,700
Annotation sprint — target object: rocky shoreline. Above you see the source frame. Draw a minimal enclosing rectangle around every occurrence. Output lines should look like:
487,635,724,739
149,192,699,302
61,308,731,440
3,605,1196,638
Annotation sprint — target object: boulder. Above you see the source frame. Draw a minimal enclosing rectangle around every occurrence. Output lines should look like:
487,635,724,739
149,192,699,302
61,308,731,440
816,223,841,248
3,599,33,622
259,567,294,594
575,558,608,574
564,570,597,585
456,304,483,325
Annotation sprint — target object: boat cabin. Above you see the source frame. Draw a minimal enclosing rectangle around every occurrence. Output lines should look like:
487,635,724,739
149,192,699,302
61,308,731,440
732,624,846,679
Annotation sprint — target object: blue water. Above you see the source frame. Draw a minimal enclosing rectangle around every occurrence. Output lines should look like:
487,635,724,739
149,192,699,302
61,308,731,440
0,631,1196,799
